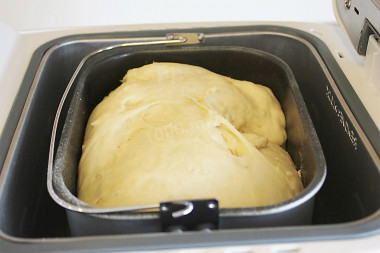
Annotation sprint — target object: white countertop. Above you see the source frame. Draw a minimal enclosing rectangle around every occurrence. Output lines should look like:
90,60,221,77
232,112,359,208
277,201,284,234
0,0,336,31
1,0,379,252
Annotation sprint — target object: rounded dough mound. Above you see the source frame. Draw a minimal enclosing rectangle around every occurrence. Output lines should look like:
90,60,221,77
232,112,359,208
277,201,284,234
78,62,303,208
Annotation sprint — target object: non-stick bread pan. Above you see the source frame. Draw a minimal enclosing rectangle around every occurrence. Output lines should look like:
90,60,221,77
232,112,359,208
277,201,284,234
47,45,326,236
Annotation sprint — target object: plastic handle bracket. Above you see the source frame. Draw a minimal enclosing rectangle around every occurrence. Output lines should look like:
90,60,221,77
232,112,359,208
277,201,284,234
160,199,219,232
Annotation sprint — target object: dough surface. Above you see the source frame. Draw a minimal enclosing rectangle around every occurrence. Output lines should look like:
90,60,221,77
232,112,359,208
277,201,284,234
78,62,303,208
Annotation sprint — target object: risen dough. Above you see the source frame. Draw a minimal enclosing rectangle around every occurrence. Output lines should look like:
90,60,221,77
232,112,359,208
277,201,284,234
78,62,303,208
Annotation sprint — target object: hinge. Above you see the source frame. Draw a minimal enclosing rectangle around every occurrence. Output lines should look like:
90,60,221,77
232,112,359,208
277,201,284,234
357,18,380,56
165,33,205,45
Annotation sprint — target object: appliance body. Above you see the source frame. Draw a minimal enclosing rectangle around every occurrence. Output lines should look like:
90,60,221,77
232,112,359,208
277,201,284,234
0,1,379,252
0,25,379,252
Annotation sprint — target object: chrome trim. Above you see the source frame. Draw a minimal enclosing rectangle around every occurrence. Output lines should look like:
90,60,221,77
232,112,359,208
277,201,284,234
171,201,194,218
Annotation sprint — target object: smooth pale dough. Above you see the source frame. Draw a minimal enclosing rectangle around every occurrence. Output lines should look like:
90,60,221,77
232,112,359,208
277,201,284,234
78,62,303,208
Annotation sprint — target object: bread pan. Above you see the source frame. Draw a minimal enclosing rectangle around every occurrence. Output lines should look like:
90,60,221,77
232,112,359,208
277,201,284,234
48,45,326,236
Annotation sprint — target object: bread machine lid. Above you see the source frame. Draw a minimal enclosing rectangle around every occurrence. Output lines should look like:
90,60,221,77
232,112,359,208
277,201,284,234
334,0,380,95
334,0,380,55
